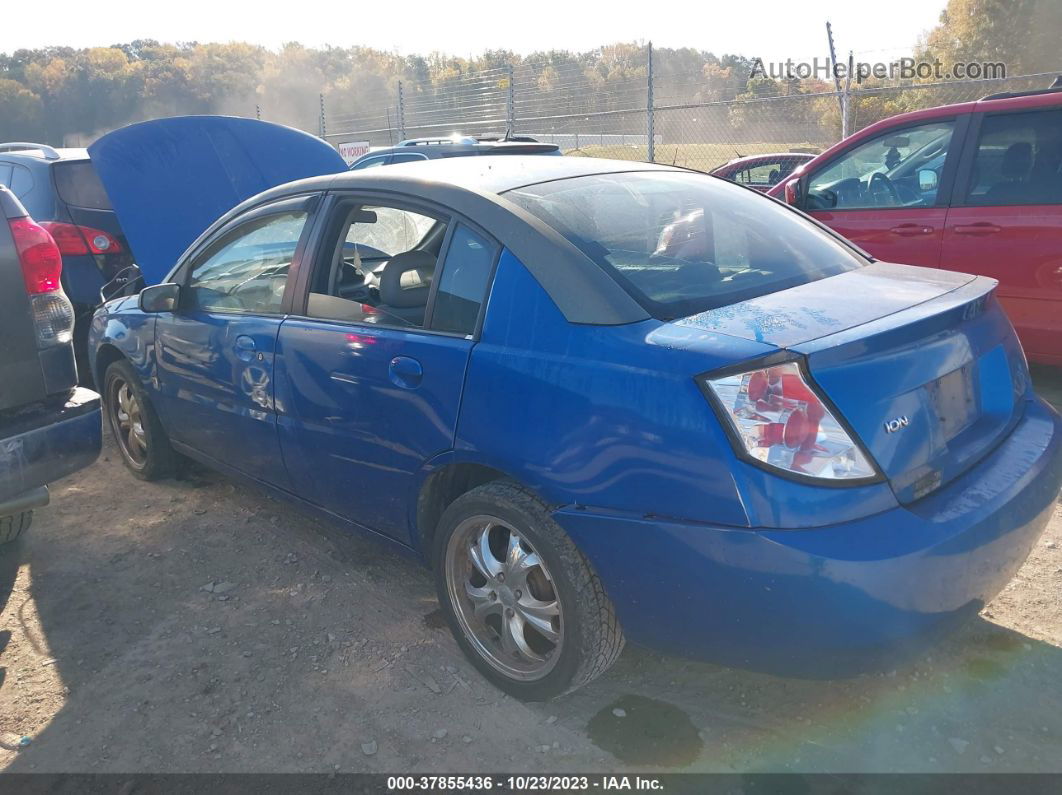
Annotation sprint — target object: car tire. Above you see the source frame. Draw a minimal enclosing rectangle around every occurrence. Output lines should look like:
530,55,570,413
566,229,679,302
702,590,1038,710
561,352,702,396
0,511,32,549
103,359,176,481
433,480,624,700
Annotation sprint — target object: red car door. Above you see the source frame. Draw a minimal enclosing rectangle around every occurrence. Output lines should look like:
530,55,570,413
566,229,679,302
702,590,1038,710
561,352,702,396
801,117,964,268
941,106,1062,365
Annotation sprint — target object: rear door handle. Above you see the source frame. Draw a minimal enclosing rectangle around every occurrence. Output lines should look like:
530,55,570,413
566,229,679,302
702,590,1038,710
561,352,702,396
953,222,1001,235
388,355,423,389
889,223,934,236
234,335,258,362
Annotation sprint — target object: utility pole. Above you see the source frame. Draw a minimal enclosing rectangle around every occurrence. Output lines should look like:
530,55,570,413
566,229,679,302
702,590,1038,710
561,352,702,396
397,81,406,141
319,93,326,138
825,22,849,139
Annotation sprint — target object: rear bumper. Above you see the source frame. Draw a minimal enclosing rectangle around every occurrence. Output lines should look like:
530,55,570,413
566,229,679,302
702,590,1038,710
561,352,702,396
557,397,1062,676
0,387,102,516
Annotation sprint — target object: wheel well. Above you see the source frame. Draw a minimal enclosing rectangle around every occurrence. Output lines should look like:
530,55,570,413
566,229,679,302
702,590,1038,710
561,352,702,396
416,463,508,563
93,343,125,388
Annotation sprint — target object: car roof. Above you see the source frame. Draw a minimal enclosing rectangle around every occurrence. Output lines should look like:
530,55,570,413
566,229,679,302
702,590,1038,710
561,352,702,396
337,154,681,194
354,139,559,163
0,145,89,163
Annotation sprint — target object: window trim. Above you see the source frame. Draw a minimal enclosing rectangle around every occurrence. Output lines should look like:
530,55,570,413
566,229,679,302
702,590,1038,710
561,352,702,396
950,105,1062,209
800,114,969,213
288,189,502,341
175,194,319,317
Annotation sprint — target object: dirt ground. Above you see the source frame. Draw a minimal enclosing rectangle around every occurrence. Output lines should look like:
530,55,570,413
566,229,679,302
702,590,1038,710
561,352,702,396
1,368,1061,774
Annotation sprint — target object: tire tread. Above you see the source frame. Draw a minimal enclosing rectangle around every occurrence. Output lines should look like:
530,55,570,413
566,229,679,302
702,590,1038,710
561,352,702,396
0,510,32,548
437,480,624,698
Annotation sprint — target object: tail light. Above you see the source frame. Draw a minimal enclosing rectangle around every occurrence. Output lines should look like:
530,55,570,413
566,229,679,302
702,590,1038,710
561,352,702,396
39,221,122,256
703,361,877,482
10,218,63,293
8,217,75,347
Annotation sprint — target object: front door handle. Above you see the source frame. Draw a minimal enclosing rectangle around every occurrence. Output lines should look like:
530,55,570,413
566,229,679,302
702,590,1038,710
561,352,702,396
389,355,423,389
889,223,934,236
234,334,257,362
953,222,1001,235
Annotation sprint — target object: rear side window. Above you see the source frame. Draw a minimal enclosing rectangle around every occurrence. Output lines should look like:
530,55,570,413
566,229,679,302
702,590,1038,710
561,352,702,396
431,224,496,335
53,161,112,209
0,163,12,187
9,164,34,200
505,171,865,320
964,109,1062,206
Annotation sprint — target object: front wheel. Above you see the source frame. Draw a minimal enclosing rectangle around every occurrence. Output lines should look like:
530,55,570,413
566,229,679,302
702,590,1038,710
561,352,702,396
433,481,624,700
104,359,176,481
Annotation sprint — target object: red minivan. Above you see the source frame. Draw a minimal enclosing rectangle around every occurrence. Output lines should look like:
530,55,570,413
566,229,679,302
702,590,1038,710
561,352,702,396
768,86,1062,366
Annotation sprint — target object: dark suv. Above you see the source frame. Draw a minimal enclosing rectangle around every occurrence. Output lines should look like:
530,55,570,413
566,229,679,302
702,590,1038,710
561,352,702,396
0,185,101,548
349,135,560,170
0,143,133,376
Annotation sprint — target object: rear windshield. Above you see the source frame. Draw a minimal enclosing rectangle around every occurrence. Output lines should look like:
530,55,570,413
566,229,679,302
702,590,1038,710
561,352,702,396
505,171,866,320
52,160,112,209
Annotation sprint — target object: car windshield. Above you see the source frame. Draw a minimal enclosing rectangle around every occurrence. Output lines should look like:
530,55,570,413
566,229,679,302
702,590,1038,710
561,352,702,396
505,171,867,320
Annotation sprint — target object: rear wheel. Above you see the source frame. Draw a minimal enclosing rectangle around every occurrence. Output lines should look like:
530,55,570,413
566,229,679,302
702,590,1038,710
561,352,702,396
0,511,32,549
104,359,175,480
434,481,624,700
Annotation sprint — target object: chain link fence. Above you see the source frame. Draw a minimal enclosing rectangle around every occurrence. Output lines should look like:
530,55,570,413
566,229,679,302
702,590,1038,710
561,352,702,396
323,46,1059,172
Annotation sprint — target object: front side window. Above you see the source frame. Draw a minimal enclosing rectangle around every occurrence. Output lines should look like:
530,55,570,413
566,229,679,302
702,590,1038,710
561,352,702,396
186,211,307,314
806,121,954,210
506,171,866,320
307,203,447,329
964,109,1062,206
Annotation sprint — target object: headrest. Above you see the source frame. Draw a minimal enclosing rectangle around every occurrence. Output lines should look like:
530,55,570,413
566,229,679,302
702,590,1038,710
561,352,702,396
1001,142,1033,179
379,250,435,308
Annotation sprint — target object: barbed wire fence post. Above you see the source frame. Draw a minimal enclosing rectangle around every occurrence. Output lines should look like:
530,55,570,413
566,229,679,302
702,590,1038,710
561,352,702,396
506,64,516,134
397,81,406,141
318,93,326,138
647,42,655,162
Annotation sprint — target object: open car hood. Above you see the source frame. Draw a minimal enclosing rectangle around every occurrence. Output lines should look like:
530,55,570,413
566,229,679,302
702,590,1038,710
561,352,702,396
88,116,346,284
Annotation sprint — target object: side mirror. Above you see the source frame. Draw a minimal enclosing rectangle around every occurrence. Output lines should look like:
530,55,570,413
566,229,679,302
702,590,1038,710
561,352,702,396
139,283,179,313
783,177,802,206
918,169,939,192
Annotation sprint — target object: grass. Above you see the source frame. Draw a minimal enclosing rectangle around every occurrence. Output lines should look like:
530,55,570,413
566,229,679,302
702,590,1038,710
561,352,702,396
564,142,823,172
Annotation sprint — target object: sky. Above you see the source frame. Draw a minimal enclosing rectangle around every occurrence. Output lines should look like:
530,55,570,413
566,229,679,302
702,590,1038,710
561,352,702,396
2,0,946,61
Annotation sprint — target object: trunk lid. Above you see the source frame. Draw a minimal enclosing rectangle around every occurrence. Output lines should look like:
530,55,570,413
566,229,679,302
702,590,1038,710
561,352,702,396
678,262,1028,502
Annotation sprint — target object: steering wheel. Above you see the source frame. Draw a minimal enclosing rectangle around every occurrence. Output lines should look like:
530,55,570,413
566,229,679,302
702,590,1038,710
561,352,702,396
868,171,901,206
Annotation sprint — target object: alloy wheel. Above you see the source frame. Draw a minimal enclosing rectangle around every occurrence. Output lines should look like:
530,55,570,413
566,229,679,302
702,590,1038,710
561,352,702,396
444,515,563,681
109,378,148,467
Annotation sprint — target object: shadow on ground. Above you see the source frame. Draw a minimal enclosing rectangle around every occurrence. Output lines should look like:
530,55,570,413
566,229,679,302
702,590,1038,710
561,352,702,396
0,366,1058,773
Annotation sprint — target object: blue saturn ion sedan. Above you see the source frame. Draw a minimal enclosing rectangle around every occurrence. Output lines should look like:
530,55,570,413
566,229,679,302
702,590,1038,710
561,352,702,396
89,154,1062,700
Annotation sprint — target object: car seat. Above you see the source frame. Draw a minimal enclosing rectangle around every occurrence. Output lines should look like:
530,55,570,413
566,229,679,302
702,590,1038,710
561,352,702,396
985,142,1033,203
375,250,436,326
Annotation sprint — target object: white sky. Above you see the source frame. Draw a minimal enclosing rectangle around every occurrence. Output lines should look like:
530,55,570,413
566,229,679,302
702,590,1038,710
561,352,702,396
2,0,945,61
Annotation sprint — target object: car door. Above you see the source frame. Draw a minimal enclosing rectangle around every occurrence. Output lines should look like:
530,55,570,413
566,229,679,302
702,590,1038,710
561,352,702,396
276,195,498,541
801,117,966,267
153,195,319,488
941,106,1062,364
